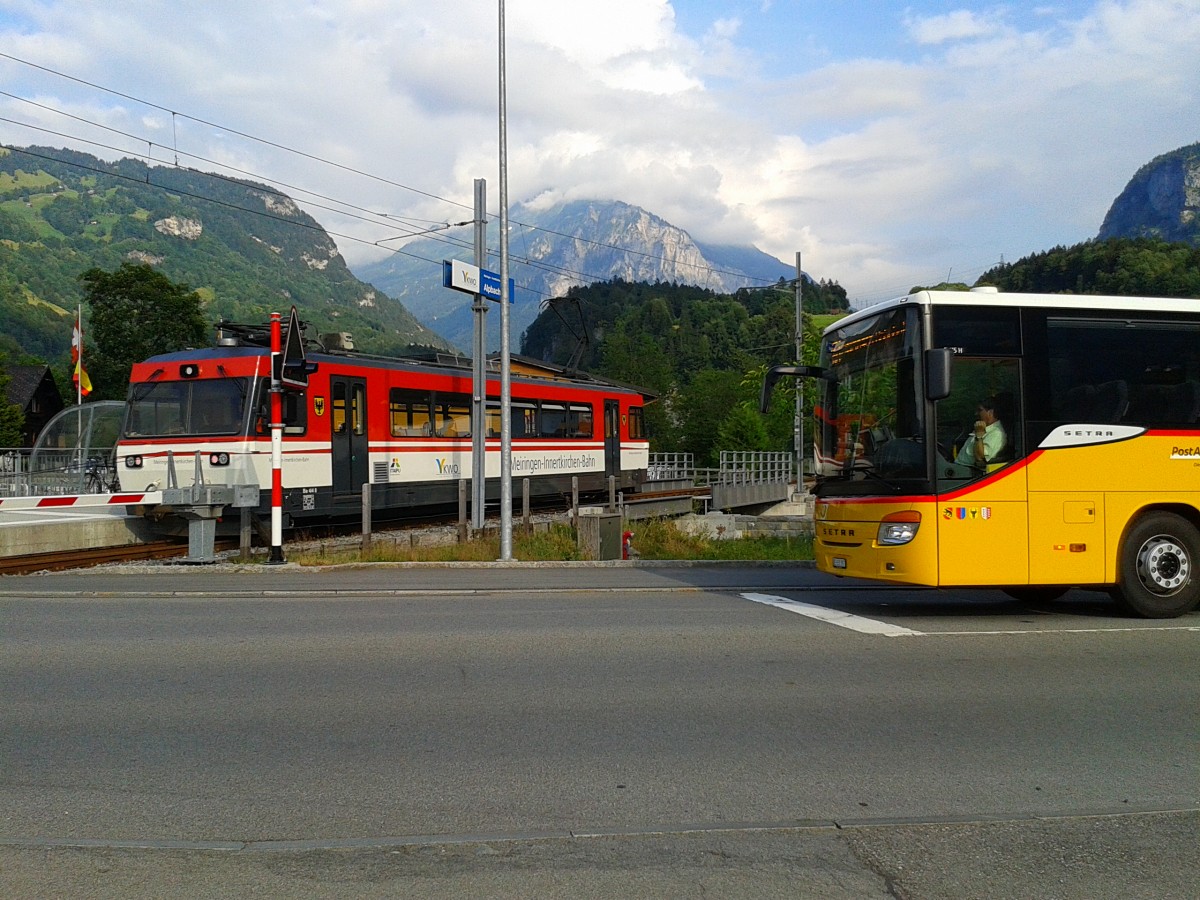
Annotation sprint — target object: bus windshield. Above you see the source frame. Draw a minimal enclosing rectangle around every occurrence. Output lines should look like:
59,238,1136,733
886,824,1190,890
815,306,926,490
124,378,249,437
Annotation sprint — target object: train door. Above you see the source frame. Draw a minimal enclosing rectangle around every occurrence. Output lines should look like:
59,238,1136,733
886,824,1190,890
331,376,368,497
604,399,620,478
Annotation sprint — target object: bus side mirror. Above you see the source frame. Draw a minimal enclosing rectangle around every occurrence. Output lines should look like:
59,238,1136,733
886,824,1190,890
925,348,953,401
760,365,832,413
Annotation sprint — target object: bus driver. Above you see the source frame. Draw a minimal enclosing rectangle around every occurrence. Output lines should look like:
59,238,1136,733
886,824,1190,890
956,396,1007,468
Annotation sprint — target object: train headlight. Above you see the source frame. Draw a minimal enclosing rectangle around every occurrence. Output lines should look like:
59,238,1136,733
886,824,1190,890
124,455,143,469
878,511,920,546
209,452,231,466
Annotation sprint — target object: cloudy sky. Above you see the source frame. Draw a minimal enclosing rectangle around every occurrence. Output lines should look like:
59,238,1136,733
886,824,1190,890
1,0,1196,304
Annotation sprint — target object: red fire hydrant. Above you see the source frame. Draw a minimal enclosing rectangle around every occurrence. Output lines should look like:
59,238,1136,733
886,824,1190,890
622,530,635,560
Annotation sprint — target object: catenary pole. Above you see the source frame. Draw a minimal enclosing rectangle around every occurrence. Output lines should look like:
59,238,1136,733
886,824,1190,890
498,0,513,559
472,178,488,530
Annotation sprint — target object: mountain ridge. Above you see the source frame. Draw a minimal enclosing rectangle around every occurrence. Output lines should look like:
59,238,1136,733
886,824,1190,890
1098,141,1200,245
354,198,797,353
0,145,453,363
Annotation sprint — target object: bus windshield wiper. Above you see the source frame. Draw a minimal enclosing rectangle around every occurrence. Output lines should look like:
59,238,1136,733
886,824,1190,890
853,465,904,492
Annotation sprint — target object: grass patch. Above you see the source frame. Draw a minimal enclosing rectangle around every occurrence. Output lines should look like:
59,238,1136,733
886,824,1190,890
286,519,813,566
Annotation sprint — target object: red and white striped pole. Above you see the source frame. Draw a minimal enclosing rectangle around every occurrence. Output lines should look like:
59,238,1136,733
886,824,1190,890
268,311,285,564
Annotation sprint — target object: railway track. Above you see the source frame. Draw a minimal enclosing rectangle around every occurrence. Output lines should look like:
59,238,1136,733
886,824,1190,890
0,540,233,576
0,486,698,576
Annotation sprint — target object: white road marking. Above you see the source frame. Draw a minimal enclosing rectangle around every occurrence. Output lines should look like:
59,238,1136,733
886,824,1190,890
741,593,923,636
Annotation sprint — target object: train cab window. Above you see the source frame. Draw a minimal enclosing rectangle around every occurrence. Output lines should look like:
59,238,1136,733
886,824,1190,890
628,406,645,440
390,389,432,437
125,381,185,436
282,392,307,434
434,392,471,437
190,382,245,435
250,380,305,435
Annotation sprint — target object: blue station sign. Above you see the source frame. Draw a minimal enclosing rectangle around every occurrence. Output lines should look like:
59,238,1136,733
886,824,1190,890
443,259,515,303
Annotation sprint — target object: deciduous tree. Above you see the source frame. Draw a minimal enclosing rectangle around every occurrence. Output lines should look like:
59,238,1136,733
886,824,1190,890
79,263,208,400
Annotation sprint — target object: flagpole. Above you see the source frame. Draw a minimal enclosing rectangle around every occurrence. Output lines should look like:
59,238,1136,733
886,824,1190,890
76,304,83,483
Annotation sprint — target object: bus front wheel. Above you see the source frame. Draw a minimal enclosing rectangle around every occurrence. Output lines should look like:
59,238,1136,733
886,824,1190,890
1113,512,1200,618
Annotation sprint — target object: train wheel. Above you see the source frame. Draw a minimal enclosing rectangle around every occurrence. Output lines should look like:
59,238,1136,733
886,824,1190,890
1113,512,1200,619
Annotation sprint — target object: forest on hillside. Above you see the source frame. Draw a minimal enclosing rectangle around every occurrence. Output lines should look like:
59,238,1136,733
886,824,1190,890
520,277,846,465
520,238,1200,465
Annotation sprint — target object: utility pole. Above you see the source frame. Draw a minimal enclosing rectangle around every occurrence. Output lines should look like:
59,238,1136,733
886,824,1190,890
471,178,487,531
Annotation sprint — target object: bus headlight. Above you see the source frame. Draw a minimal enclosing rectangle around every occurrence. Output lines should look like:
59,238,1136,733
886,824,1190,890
209,452,231,466
878,511,920,546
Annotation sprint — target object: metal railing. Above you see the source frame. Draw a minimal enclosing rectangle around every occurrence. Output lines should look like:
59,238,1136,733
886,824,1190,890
0,448,119,497
646,452,695,482
647,451,793,487
716,450,793,485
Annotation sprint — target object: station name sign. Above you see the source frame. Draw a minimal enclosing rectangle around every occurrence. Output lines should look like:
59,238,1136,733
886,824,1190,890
443,259,515,303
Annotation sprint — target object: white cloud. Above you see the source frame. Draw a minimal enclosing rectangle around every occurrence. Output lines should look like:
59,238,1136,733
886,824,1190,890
905,9,1008,44
0,0,1197,302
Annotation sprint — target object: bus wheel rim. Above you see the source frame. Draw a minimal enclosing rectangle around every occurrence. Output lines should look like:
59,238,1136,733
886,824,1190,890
1137,535,1190,595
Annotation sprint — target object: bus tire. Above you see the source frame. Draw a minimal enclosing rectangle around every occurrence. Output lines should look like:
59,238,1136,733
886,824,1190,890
1113,512,1200,619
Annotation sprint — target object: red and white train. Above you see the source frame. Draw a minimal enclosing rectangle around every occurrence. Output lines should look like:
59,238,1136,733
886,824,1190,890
115,318,651,528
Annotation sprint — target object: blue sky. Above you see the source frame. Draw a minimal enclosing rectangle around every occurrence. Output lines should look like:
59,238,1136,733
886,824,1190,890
0,1,1196,304
673,1,1103,72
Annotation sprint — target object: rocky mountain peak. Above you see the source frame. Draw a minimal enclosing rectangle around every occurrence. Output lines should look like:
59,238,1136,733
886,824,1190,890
1098,142,1200,245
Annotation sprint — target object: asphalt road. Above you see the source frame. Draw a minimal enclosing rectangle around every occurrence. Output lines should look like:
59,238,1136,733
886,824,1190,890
2,562,1197,898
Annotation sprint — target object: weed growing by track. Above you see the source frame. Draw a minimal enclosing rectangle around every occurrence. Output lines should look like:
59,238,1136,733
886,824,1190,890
287,519,814,566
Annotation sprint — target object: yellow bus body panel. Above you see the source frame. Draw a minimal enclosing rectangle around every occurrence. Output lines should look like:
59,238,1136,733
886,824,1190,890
1027,432,1200,585
936,463,1029,586
814,498,942,585
814,432,1200,590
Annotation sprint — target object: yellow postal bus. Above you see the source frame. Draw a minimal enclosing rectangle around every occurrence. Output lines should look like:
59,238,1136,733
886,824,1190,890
763,288,1200,618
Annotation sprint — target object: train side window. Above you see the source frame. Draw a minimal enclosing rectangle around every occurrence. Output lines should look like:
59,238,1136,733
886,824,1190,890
570,403,593,438
628,406,645,440
434,392,471,437
511,399,536,438
485,399,502,437
390,389,432,436
540,402,567,437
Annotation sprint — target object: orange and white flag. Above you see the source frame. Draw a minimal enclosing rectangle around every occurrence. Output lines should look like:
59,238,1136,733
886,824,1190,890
72,312,93,397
